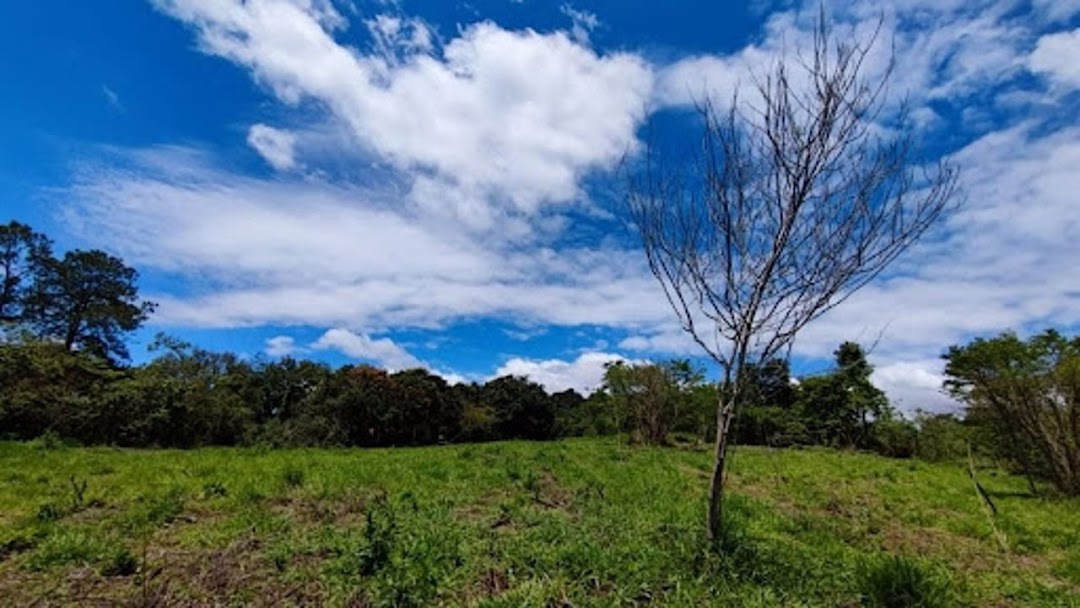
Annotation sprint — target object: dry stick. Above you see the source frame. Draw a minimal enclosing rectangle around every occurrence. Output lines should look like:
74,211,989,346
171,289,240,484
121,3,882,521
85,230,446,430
967,443,1008,553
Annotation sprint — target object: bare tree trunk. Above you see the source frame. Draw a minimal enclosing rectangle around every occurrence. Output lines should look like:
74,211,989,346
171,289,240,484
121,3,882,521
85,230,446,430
707,394,737,542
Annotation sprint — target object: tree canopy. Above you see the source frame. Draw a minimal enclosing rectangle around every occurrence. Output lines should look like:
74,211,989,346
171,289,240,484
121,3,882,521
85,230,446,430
945,330,1080,495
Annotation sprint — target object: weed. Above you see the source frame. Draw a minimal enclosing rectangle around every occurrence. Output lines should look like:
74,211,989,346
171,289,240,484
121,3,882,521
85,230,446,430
128,488,185,529
0,535,34,561
26,528,107,570
357,493,397,575
101,547,139,577
282,465,306,489
36,502,64,523
32,430,67,451
858,555,951,608
238,485,266,504
201,481,228,499
68,476,88,511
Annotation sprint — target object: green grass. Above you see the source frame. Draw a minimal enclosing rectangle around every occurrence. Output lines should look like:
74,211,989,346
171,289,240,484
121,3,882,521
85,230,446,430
0,438,1077,606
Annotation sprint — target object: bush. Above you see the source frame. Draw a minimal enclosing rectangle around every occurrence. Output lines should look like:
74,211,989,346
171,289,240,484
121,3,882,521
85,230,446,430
913,413,969,462
944,330,1080,495
735,404,808,447
871,418,919,459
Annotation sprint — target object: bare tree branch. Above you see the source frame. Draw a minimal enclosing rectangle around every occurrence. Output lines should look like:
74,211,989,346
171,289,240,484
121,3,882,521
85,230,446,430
626,11,959,543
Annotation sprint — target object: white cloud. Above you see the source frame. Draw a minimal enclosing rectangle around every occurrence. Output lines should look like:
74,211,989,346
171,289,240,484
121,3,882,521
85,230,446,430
64,145,671,331
560,4,599,45
494,351,631,394
655,2,1033,123
1032,0,1080,24
153,0,652,224
247,124,297,170
872,360,957,414
1030,29,1080,90
792,122,1080,363
312,328,422,370
264,335,300,357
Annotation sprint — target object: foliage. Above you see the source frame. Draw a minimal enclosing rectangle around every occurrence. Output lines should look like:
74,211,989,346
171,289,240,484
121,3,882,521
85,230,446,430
799,342,892,449
0,340,118,441
913,413,970,462
0,221,51,323
24,249,155,362
858,555,952,608
944,329,1080,495
480,375,556,441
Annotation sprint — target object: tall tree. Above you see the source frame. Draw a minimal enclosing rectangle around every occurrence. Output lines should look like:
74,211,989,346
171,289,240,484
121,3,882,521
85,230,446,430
799,342,889,447
0,221,52,323
627,15,958,541
944,330,1080,496
26,249,156,362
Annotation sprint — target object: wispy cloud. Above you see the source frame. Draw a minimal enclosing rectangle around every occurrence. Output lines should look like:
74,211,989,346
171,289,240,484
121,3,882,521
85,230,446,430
101,84,124,112
247,124,297,170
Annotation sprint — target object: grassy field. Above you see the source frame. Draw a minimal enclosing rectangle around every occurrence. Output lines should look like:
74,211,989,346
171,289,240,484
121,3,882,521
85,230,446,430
0,438,1077,607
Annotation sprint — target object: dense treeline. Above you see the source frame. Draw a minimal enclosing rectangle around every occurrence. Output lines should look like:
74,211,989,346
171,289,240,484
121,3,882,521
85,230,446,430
0,331,918,453
0,336,563,447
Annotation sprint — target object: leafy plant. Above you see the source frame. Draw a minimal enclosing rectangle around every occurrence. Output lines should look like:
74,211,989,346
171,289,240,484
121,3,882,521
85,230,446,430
36,502,64,523
201,481,228,499
859,555,951,608
281,466,305,489
358,493,397,576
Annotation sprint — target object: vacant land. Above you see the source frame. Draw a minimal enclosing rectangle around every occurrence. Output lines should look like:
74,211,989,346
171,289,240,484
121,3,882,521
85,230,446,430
0,439,1077,607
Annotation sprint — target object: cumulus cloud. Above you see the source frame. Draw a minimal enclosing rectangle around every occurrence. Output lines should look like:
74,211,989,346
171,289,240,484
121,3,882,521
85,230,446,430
152,0,652,226
312,328,423,370
1030,29,1080,90
247,124,297,170
264,335,300,357
494,351,631,394
637,0,1080,412
871,360,955,413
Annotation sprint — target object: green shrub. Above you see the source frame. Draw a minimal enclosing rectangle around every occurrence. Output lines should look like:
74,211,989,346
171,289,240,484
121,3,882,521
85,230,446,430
357,494,397,576
36,502,64,523
33,430,68,451
127,488,185,529
201,481,228,499
914,414,969,462
26,529,107,571
872,419,919,459
859,555,951,608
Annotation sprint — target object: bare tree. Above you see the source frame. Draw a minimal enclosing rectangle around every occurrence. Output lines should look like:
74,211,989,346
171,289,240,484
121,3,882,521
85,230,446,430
627,16,958,542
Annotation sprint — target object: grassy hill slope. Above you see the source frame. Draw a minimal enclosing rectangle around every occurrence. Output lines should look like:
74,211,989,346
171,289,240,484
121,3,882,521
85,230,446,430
0,438,1077,606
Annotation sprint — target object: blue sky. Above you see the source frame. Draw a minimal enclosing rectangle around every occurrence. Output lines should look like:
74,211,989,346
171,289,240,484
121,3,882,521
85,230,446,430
2,0,1079,410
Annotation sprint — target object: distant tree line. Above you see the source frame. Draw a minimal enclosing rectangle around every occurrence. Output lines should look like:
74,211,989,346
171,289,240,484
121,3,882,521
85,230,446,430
2,221,1077,495
0,328,906,452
